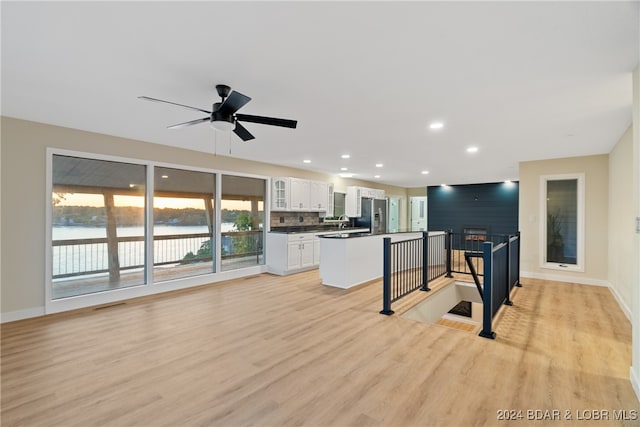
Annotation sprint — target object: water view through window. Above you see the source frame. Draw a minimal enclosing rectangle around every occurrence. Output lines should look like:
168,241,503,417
153,167,216,281
51,154,268,300
52,155,146,299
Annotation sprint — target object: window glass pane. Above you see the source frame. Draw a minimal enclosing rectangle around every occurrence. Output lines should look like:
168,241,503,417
153,167,215,281
546,179,577,264
221,175,265,271
52,155,146,299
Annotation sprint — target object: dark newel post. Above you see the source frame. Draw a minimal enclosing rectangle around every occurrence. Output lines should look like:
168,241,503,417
516,231,522,287
505,236,513,306
103,192,120,282
421,231,431,291
479,241,496,339
445,229,453,278
380,237,394,315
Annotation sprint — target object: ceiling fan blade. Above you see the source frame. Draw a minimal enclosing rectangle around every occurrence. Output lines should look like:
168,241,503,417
233,122,255,142
235,114,297,129
167,117,210,129
138,96,211,114
217,91,252,116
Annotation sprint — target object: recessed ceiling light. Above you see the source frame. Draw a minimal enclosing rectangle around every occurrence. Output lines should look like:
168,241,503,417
440,184,447,187
303,159,311,164
375,163,383,168
161,175,169,179
341,154,350,159
429,122,444,130
374,175,381,179
421,170,429,175
339,172,354,178
504,180,512,183
466,146,478,153
340,167,348,171
129,184,136,188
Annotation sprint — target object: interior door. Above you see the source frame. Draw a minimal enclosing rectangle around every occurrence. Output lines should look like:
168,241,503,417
410,196,427,231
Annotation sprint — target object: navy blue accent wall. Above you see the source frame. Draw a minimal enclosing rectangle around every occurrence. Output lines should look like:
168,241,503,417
427,182,519,235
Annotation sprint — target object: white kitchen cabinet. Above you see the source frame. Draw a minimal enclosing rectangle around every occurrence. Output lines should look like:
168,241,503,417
346,186,386,217
313,235,321,265
271,177,332,212
374,189,386,200
345,186,362,217
309,181,328,211
271,177,290,211
289,178,310,211
267,232,315,275
327,184,334,216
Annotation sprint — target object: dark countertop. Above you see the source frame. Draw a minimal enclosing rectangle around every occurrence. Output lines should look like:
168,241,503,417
269,226,366,234
319,232,373,239
318,230,424,239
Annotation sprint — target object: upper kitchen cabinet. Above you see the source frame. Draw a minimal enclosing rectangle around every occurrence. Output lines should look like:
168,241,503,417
289,178,310,211
271,177,331,212
345,186,362,217
345,185,386,217
309,181,329,211
271,177,290,210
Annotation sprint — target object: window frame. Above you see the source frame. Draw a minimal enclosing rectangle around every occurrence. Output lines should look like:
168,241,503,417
539,173,585,272
46,148,270,314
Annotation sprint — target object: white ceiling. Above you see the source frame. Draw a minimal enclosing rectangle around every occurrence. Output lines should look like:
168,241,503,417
2,1,638,187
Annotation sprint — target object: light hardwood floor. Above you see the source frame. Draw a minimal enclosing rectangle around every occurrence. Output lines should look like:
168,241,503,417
2,271,638,426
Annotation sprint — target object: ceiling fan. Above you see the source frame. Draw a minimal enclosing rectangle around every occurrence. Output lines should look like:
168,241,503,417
139,84,297,141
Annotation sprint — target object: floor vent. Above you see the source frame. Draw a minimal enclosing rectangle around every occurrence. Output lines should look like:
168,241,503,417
94,302,126,310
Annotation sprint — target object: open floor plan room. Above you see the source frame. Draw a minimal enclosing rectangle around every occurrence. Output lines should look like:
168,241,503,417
1,271,638,426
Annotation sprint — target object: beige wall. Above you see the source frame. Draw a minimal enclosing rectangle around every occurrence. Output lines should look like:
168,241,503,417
519,154,609,284
0,117,409,316
608,126,635,315
631,62,640,401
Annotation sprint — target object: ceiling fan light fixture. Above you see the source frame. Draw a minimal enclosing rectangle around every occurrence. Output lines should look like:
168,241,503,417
210,120,235,132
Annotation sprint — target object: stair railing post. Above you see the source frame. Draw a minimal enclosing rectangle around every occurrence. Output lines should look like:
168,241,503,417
505,235,513,306
479,241,496,339
421,231,431,291
516,231,522,287
380,237,394,315
445,229,453,278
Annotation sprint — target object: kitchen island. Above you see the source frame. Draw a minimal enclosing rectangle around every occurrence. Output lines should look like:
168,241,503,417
318,231,423,289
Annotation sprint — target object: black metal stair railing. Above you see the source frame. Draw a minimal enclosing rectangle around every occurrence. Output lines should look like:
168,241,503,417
380,232,447,315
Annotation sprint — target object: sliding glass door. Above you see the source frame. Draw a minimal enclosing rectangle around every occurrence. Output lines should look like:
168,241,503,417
220,175,265,271
153,167,216,282
51,155,146,299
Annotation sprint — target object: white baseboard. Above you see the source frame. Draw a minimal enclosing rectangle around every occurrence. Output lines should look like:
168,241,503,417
520,271,609,287
1,306,45,323
608,283,632,321
3,265,268,322
631,367,640,403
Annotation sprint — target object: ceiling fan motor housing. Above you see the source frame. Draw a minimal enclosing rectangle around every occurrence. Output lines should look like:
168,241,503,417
211,102,235,130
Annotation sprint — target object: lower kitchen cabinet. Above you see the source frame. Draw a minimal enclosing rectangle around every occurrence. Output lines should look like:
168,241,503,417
267,233,316,275
287,239,314,270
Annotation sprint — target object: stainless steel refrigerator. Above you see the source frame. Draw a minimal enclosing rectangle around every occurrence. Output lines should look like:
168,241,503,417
354,197,387,234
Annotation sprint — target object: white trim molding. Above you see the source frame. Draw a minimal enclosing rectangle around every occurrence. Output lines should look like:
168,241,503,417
521,271,608,287
539,173,585,273
1,306,45,323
